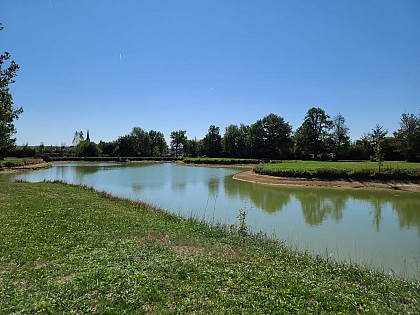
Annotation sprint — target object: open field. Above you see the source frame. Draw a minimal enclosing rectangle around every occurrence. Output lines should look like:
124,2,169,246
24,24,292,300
0,181,419,314
254,160,420,180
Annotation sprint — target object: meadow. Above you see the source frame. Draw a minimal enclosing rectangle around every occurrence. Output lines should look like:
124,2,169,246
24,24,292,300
1,181,419,314
254,160,420,180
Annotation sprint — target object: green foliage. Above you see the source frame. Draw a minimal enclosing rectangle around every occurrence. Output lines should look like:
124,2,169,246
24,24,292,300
295,107,333,158
73,141,101,157
1,181,419,314
237,208,248,236
0,25,23,157
394,112,420,162
170,130,187,157
329,113,350,158
202,125,222,157
184,137,202,157
0,157,43,167
149,130,168,157
131,127,151,156
98,140,117,156
374,141,384,172
361,124,388,158
9,144,35,158
250,114,292,159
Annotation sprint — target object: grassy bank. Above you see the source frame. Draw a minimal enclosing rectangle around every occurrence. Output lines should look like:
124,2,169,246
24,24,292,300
0,157,43,169
1,182,419,314
254,160,420,180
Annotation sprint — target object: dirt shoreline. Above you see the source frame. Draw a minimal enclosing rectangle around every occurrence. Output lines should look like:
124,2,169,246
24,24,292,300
233,170,420,192
0,162,52,174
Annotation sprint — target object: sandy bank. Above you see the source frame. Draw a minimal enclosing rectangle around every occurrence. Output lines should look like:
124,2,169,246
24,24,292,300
233,171,420,192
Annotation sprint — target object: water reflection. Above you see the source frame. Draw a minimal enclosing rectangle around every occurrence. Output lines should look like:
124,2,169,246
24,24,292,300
393,199,420,236
293,190,347,226
208,177,220,197
223,178,291,213
224,175,420,233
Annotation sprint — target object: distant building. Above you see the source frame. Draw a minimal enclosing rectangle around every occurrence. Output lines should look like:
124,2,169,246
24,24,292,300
85,130,91,142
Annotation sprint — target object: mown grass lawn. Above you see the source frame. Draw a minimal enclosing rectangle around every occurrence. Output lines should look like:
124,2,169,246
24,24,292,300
0,181,419,314
255,160,420,179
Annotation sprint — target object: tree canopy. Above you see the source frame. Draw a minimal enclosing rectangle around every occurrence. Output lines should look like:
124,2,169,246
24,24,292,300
295,107,332,158
0,24,23,157
394,113,420,162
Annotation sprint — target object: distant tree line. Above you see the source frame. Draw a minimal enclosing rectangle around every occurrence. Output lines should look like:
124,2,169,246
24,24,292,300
174,108,419,162
6,107,420,162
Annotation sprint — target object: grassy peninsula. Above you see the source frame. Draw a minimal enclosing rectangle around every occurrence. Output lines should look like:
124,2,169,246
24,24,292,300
1,181,419,314
254,160,420,180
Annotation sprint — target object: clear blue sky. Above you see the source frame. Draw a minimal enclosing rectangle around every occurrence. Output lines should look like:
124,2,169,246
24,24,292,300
2,0,420,146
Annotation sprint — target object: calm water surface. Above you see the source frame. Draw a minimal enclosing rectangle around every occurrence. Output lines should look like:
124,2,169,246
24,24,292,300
2,162,419,278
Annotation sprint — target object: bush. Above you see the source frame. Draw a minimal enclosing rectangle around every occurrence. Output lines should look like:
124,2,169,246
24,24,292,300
41,154,52,162
4,161,16,168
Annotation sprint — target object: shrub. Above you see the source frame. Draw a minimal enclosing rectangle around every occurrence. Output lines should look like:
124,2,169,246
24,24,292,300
4,161,15,168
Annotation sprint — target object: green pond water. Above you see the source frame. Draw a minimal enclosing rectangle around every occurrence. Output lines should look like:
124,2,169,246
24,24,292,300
2,162,419,278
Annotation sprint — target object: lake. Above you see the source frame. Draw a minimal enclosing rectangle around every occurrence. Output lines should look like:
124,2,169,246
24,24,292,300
2,162,419,278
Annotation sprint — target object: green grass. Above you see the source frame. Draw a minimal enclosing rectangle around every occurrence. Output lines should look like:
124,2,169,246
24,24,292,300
0,157,43,168
254,160,420,180
184,157,260,165
1,181,419,314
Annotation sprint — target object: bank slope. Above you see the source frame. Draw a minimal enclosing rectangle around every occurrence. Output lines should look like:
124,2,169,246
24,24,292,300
0,181,419,314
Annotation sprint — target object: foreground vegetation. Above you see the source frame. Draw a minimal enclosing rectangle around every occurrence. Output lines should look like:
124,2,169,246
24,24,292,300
1,181,419,314
254,160,420,180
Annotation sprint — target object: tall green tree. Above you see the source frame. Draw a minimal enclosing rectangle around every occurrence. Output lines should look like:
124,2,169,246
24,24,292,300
249,114,292,159
115,135,135,157
149,130,168,157
131,127,151,157
223,124,241,158
361,124,388,158
261,113,292,159
237,124,251,158
329,113,350,159
184,138,201,157
202,125,222,157
249,120,265,159
394,113,420,162
0,24,23,157
170,130,187,157
295,107,332,159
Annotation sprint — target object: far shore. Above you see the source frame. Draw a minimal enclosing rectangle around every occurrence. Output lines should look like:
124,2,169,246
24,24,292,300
2,161,419,192
233,170,420,192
